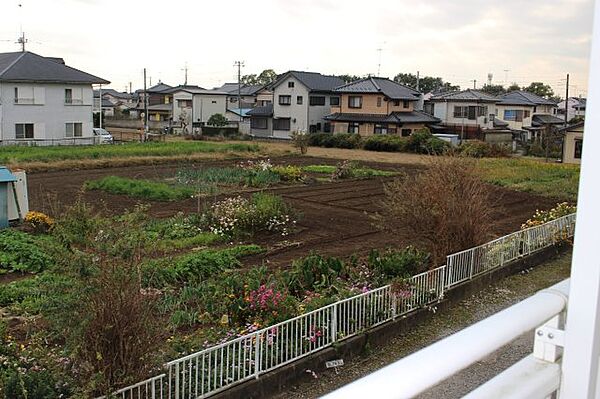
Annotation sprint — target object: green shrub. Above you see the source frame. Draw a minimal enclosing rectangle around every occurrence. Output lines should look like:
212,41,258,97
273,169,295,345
303,164,396,178
2,369,70,399
85,176,195,201
308,133,362,149
458,140,492,158
368,247,430,278
0,230,53,274
272,165,304,181
285,253,345,295
362,135,408,152
407,128,449,155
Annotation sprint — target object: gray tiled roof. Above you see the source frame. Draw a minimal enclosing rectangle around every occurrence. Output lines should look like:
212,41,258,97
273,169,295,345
497,90,557,106
532,114,565,127
430,89,498,103
247,104,273,117
147,83,173,93
334,77,420,100
274,71,345,92
324,110,440,124
94,88,133,100
0,51,109,84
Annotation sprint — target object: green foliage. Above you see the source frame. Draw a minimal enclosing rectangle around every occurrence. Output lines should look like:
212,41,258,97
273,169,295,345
393,73,459,93
480,84,507,96
2,369,69,399
272,165,304,181
0,230,53,274
176,167,280,188
523,82,555,99
406,128,449,155
291,131,309,154
368,247,430,278
362,135,408,152
522,202,577,229
478,158,580,201
302,164,396,178
241,69,278,85
0,141,259,164
207,113,229,127
285,253,345,295
85,176,195,201
457,140,511,158
308,133,362,149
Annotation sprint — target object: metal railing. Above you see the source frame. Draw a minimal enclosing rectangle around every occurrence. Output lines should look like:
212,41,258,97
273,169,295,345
103,213,576,399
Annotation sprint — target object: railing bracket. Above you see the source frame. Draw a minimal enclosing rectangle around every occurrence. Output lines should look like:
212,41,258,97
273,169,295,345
535,326,565,347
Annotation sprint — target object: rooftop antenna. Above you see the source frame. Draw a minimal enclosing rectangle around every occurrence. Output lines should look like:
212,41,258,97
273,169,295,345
376,48,383,77
182,62,188,85
234,60,245,122
17,3,27,52
487,73,493,86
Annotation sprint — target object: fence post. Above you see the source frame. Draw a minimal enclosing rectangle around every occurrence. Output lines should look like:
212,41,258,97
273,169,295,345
174,363,180,399
500,237,505,267
446,256,452,288
438,266,446,299
469,250,475,279
152,379,156,399
331,305,338,342
254,331,261,379
392,287,397,320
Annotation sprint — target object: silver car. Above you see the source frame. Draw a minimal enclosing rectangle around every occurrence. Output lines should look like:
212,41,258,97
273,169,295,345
93,128,114,144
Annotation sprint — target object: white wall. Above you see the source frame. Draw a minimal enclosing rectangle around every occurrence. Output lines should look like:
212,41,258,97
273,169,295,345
172,91,193,126
432,100,496,128
495,104,534,130
0,82,93,141
192,94,227,124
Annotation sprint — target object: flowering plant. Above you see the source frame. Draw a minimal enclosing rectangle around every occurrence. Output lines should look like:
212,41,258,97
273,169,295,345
24,211,54,233
521,202,576,229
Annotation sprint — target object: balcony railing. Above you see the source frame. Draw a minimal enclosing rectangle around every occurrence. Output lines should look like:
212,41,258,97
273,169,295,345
65,98,84,105
14,97,35,104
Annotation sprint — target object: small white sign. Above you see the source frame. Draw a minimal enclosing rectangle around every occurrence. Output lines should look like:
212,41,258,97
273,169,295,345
326,359,344,369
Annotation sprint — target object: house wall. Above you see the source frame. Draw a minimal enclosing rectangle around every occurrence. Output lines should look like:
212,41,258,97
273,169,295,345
535,104,557,115
432,100,496,128
495,104,534,130
330,121,427,136
563,126,584,164
192,94,227,124
172,91,193,126
273,76,310,137
256,90,273,106
0,82,93,141
249,117,273,137
334,94,414,114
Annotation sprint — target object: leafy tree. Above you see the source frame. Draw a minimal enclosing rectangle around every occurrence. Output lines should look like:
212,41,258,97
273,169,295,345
207,113,229,127
524,82,555,99
240,74,258,85
393,73,459,93
241,69,278,86
507,83,521,92
336,74,363,84
480,84,506,96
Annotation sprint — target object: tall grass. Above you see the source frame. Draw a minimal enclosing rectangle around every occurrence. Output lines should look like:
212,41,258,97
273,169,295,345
478,158,580,201
0,141,259,163
176,167,280,188
85,176,195,201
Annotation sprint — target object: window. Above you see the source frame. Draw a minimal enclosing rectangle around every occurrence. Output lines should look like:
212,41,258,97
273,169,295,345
288,81,295,88
454,106,468,118
394,100,400,106
15,123,34,139
401,128,412,137
278,95,291,105
297,96,303,105
177,99,192,108
377,97,382,107
230,97,238,103
14,87,18,102
504,110,524,122
65,89,73,104
348,122,360,134
66,122,83,137
574,139,583,159
211,100,217,104
374,123,388,134
273,118,291,130
330,96,340,106
348,96,362,108
403,100,410,109
309,96,326,106
251,117,268,129
524,110,531,118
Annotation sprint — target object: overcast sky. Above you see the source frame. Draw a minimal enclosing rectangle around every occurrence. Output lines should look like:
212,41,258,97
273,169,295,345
0,0,594,96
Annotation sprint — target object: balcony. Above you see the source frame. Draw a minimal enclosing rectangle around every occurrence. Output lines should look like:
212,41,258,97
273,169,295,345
65,98,84,105
13,97,35,104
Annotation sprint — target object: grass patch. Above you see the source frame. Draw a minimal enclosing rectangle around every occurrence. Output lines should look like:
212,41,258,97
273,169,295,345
0,141,259,164
302,164,397,177
176,167,280,189
85,176,195,201
478,158,580,200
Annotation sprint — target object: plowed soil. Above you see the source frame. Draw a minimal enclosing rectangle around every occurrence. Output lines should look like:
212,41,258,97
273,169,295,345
26,156,558,268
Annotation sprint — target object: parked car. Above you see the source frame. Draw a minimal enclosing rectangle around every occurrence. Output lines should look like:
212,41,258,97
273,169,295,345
93,128,114,144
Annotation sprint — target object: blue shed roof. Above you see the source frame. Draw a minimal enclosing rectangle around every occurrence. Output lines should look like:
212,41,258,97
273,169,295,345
0,167,16,183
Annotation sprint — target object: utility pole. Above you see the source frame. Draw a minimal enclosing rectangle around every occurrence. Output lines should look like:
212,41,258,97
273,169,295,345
234,61,245,122
376,48,383,77
143,68,149,138
416,71,420,92
17,32,27,52
182,62,188,85
129,82,132,94
471,79,477,89
99,84,103,129
564,73,570,125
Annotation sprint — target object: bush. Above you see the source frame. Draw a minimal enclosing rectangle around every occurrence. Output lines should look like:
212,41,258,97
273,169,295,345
374,157,495,265
285,253,345,295
85,176,195,201
272,165,304,181
362,135,408,152
368,246,430,278
0,230,53,273
459,140,491,158
291,131,309,154
521,202,577,229
308,133,362,149
2,369,69,399
207,113,229,127
407,128,449,155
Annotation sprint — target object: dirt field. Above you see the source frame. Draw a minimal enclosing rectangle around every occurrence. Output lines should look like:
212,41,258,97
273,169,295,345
26,155,558,268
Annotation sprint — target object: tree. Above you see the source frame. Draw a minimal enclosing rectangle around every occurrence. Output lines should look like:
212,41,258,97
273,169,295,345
507,83,521,92
207,113,228,127
480,84,506,96
256,69,278,85
393,73,459,93
240,74,258,85
335,74,363,84
524,82,555,99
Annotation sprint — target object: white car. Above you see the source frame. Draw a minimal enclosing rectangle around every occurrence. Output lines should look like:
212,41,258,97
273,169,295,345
93,128,114,144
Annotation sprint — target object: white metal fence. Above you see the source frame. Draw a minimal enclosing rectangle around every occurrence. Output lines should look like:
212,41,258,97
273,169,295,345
103,213,576,399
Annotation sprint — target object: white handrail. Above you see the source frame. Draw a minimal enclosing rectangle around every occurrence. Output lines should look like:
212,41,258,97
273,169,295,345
322,279,570,399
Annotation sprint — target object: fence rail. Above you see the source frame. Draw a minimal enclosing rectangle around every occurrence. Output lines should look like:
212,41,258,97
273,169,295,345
104,213,576,399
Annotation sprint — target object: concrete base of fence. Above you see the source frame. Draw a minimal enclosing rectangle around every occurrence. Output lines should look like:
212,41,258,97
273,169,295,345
215,243,571,399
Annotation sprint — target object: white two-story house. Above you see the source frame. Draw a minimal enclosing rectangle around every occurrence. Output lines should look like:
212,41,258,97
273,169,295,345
248,71,345,138
0,51,109,145
170,87,228,133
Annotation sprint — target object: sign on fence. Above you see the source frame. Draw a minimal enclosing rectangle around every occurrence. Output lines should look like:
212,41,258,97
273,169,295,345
326,359,345,369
